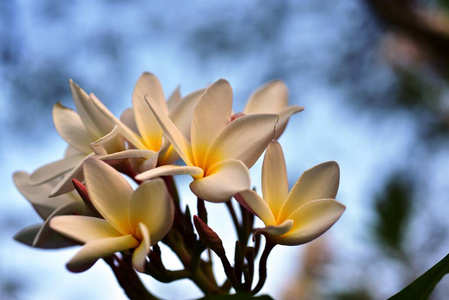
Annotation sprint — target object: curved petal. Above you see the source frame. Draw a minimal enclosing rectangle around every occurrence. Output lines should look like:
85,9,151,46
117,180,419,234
191,80,232,167
33,202,88,247
90,126,125,155
84,158,133,234
120,107,139,133
262,140,288,221
255,219,293,240
50,215,123,243
190,159,250,203
279,161,340,222
129,179,174,243
136,165,203,181
14,224,78,249
28,154,85,185
14,172,79,219
67,235,139,273
69,80,113,139
273,105,304,139
279,199,345,246
205,114,278,170
132,73,166,150
49,153,96,197
53,102,92,154
238,190,275,226
167,86,181,109
145,96,194,165
244,80,288,114
132,223,151,272
89,93,147,150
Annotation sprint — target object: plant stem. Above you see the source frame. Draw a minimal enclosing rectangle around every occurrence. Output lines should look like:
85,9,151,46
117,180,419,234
251,240,276,295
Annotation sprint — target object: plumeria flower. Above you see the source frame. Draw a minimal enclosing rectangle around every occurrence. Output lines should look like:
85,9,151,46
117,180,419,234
136,79,279,202
13,172,90,249
236,140,345,245
243,80,304,139
50,158,174,273
90,72,205,168
29,80,155,196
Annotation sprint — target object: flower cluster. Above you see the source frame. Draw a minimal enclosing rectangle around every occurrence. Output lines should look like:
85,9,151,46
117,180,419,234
13,73,345,299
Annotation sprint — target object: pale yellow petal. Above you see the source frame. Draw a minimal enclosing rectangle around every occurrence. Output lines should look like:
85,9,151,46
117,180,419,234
262,140,288,221
84,158,133,234
273,105,304,139
255,219,293,240
129,179,174,243
50,215,123,243
190,159,250,202
204,114,278,170
69,80,113,139
191,79,232,167
244,80,288,114
29,154,85,185
120,107,139,133
279,161,340,222
67,235,139,273
238,190,276,226
14,172,79,219
168,88,206,151
90,126,124,155
132,223,151,272
14,225,77,249
132,73,166,150
49,153,96,197
278,199,345,246
145,96,194,165
33,202,88,247
53,102,92,154
136,165,203,181
167,86,181,109
89,93,147,150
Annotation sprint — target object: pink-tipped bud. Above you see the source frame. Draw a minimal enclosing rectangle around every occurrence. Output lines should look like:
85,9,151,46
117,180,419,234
193,215,225,255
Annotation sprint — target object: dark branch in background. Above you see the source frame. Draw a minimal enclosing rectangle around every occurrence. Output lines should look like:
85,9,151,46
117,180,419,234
363,0,449,75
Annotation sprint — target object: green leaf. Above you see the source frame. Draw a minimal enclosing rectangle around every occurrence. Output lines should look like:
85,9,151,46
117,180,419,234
388,253,449,300
198,294,273,300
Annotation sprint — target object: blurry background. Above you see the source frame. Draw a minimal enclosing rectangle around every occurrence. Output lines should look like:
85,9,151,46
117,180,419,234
1,0,449,299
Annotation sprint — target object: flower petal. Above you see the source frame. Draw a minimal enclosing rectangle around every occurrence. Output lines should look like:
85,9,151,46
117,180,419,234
14,171,79,219
132,73,166,150
191,80,232,167
145,96,194,166
273,105,304,139
90,126,125,155
262,140,288,221
29,154,85,185
278,199,345,245
89,93,147,150
53,102,92,154
255,219,293,240
132,223,151,272
136,165,203,181
205,114,278,170
244,80,289,114
167,86,181,109
190,159,250,202
14,224,78,249
129,179,174,243
279,161,340,222
84,158,133,234
69,80,113,139
33,201,88,247
237,190,275,226
50,215,123,243
49,153,96,197
67,235,139,273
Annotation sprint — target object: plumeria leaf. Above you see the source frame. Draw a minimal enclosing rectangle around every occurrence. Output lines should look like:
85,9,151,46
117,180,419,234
388,253,449,300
